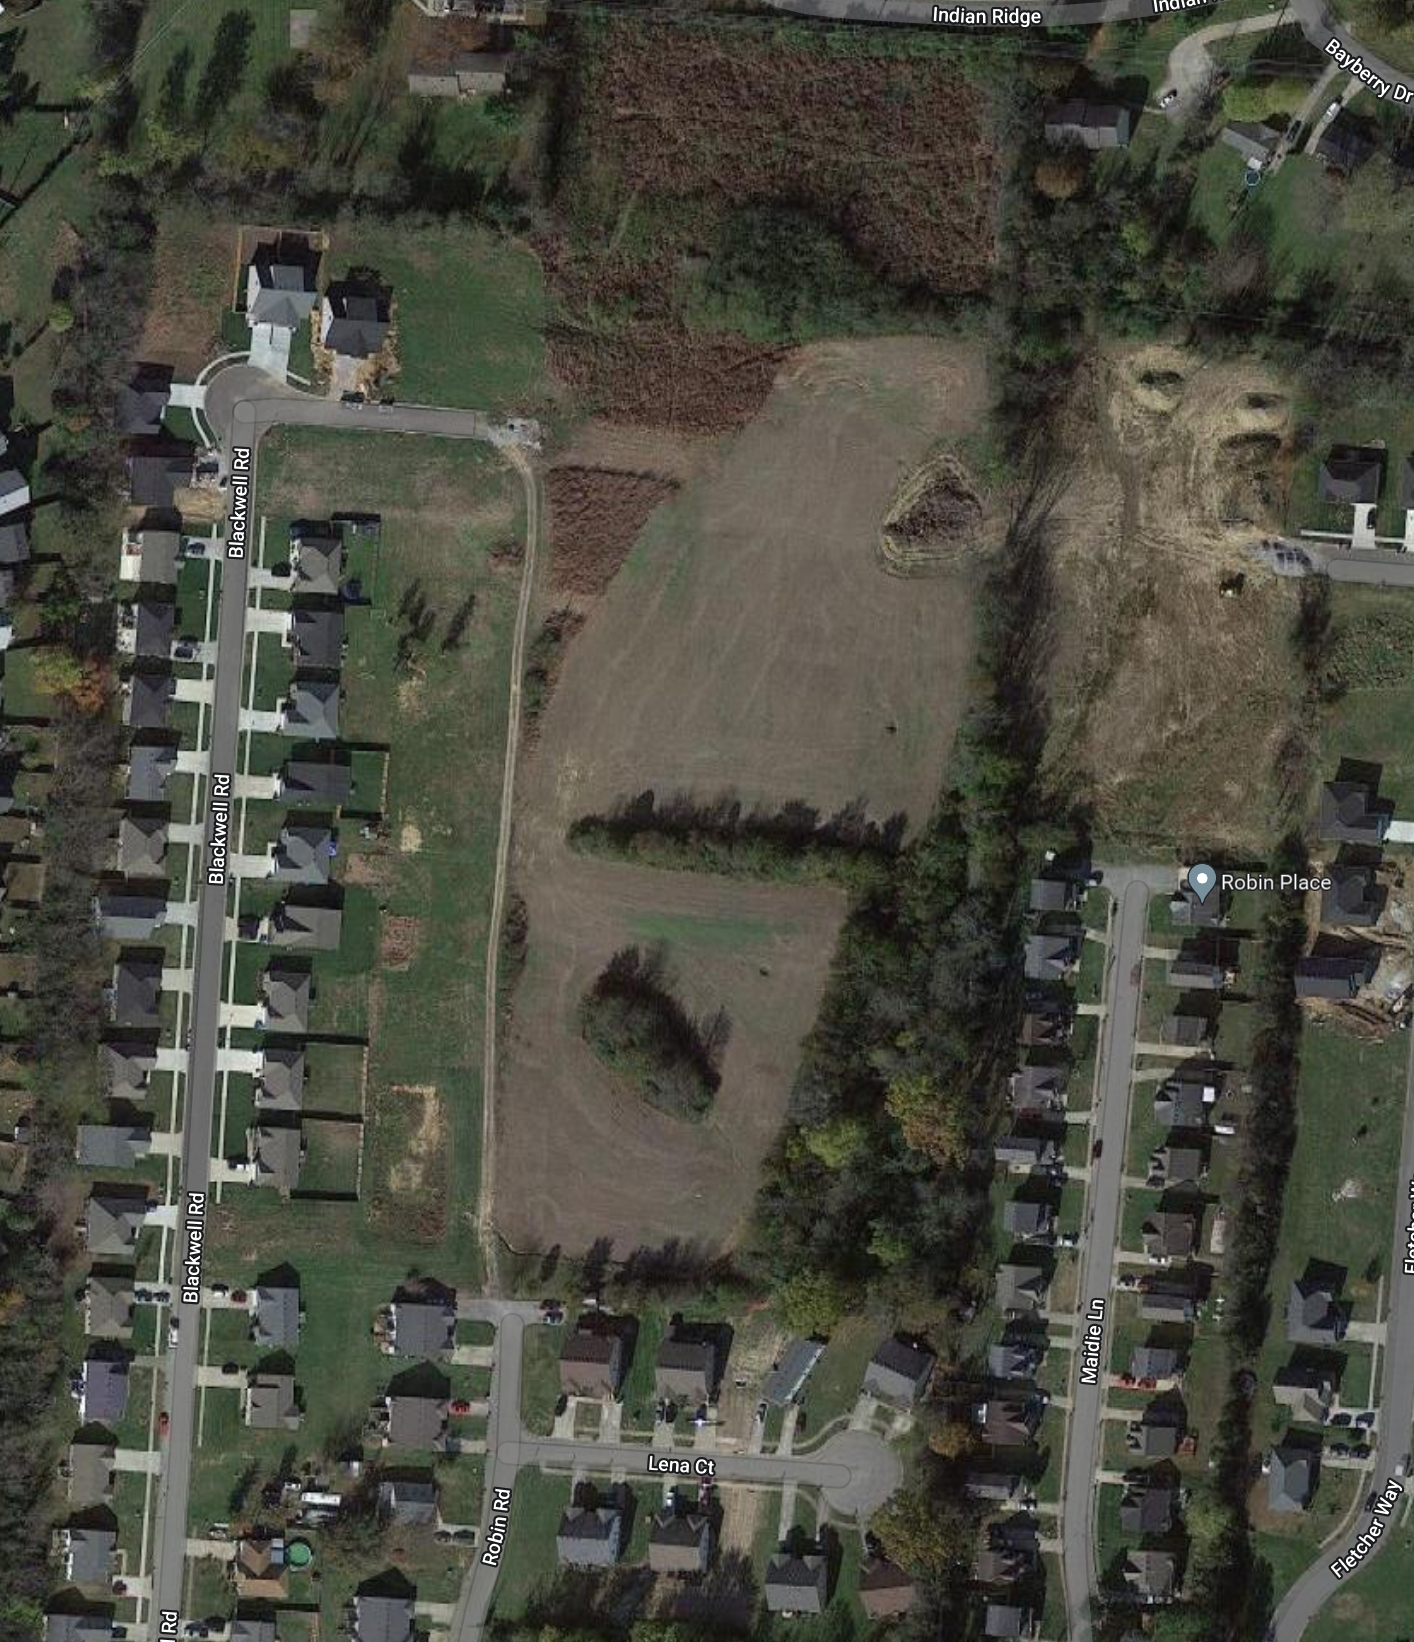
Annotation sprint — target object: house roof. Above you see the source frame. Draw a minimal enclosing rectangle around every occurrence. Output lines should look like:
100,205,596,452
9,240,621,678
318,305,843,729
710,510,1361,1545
0,521,30,567
100,1038,157,1101
77,1124,150,1169
95,890,168,941
123,673,176,729
46,1617,112,1642
1023,931,1078,980
761,1337,824,1405
292,531,345,595
248,248,319,329
647,1506,712,1571
997,1262,1048,1314
130,529,180,585
988,1339,1041,1379
86,1192,148,1255
1009,1064,1067,1107
1155,1078,1211,1129
556,1503,622,1565
68,1441,116,1505
392,1298,456,1356
1004,1198,1053,1237
81,1354,130,1422
0,469,31,515
1221,120,1280,162
290,606,344,668
246,1372,300,1429
1028,875,1074,912
263,964,312,1029
65,1524,118,1585
251,1124,303,1188
283,679,340,740
281,756,352,801
86,1270,136,1335
1288,1276,1344,1343
1316,118,1375,172
1043,99,1131,147
1295,954,1368,998
1323,865,1379,926
858,1556,914,1617
1122,1549,1176,1599
113,954,163,1026
984,1602,1029,1637
387,1393,449,1447
1269,1445,1316,1511
258,1046,306,1110
323,284,392,358
354,1593,415,1642
764,1550,828,1613
126,742,177,801
126,440,194,509
1142,1212,1196,1259
1320,780,1388,843
271,899,342,950
976,1396,1039,1446
255,1281,302,1348
273,822,334,884
117,368,173,435
119,814,168,875
865,1336,936,1399
1120,1483,1175,1535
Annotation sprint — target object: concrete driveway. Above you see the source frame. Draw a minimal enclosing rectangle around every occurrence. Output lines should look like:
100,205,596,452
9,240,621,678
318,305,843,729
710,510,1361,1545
248,323,291,382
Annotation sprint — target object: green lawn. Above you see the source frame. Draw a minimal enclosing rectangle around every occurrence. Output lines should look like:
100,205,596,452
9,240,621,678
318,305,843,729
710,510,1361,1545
1306,1503,1414,1641
1321,587,1414,815
795,1316,878,1444
487,1468,573,1623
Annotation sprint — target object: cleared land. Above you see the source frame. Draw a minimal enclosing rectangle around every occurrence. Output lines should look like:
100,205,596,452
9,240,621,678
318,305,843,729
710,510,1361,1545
1040,342,1306,851
496,339,985,1255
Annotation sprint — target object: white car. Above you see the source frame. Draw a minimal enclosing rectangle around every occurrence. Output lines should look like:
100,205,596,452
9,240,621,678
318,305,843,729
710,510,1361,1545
168,1316,180,1346
1159,89,1178,109
1326,100,1343,119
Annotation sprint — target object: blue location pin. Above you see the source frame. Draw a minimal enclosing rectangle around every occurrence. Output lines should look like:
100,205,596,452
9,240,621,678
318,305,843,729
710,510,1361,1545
1187,863,1217,904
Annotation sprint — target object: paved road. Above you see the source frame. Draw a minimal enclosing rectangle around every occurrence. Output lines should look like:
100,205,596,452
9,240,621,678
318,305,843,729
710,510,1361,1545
448,1313,903,1642
149,366,539,1619
1061,868,1169,1642
1158,12,1284,113
1267,1018,1414,1640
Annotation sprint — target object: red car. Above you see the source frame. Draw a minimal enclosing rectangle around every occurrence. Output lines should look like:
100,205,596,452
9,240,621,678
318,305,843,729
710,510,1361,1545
158,1412,170,1438
450,1399,472,1416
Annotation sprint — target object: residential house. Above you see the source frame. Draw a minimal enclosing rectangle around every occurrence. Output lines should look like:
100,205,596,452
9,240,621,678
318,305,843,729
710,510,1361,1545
246,244,319,332
390,1287,457,1357
386,1391,450,1450
1316,117,1375,174
858,1556,915,1619
655,1329,720,1405
0,519,31,605
85,1191,148,1257
983,1602,1032,1638
118,815,168,876
290,527,345,596
1295,953,1375,999
321,282,392,359
77,1125,150,1170
1149,1144,1205,1186
99,1039,156,1103
1139,1279,1197,1324
974,1396,1041,1448
1322,864,1381,927
764,1549,829,1615
1287,1274,1348,1346
271,821,334,885
125,439,194,511
230,1620,277,1642
1028,875,1077,914
236,1534,289,1599
1273,1363,1334,1424
254,1277,303,1350
1320,779,1389,844
1044,100,1132,148
111,953,163,1027
94,890,167,942
1155,1070,1217,1129
1019,1008,1071,1047
647,1505,713,1573
120,528,180,585
1170,880,1221,928
126,743,177,802
1120,1481,1176,1535
1003,1199,1055,1242
45,1620,111,1642
1142,1211,1197,1264
988,1337,1043,1381
1129,1345,1183,1382
993,1134,1060,1171
250,1123,304,1190
353,1585,416,1642
556,1501,623,1567
1164,1009,1212,1049
407,50,512,98
59,1525,117,1588
257,1046,305,1112
966,1471,1026,1503
1220,121,1280,163
0,467,31,517
761,1338,824,1405
1122,1549,1177,1604
289,606,344,669
280,755,352,803
1168,951,1225,991
117,366,173,436
1023,931,1080,982
1008,1064,1067,1112
66,1440,116,1507
262,964,312,1031
1268,1443,1317,1513
245,1372,302,1430
862,1336,936,1407
122,673,176,730
281,679,341,740
560,1323,626,1397
997,1261,1049,1317
269,899,343,950
78,1352,129,1423
379,1475,438,1525
1127,1407,1183,1458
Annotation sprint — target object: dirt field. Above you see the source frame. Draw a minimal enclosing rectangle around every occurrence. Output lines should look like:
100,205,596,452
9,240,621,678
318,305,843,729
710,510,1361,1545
495,862,846,1256
529,338,987,835
496,338,985,1255
139,207,239,376
1039,343,1306,851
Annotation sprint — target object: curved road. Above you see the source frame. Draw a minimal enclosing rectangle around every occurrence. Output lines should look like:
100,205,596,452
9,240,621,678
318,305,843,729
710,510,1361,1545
149,367,541,1621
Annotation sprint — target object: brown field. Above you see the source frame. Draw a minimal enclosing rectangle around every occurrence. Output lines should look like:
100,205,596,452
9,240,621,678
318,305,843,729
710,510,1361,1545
496,338,986,1254
546,466,678,597
541,16,998,428
139,207,239,376
1039,343,1307,852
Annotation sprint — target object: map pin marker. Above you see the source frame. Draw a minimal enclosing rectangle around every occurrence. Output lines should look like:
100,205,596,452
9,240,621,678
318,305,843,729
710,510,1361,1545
1187,863,1217,904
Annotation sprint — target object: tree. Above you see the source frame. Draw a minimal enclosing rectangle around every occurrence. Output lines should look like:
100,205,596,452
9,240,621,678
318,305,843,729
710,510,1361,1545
1033,150,1088,202
803,1113,869,1169
926,1419,976,1460
774,1269,854,1336
885,1071,968,1169
873,1482,970,1577
48,301,75,335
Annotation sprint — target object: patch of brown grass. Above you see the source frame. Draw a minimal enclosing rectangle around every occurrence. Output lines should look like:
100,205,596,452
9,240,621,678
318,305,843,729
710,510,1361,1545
546,466,677,596
380,915,422,971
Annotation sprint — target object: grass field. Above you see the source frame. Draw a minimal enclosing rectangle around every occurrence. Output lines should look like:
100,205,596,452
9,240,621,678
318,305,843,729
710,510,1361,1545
1320,587,1414,815
188,426,527,1619
1306,1502,1414,1640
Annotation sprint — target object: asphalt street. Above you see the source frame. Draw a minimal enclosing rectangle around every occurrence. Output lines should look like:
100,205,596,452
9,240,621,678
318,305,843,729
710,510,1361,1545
150,368,538,1619
1062,869,1168,1642
1268,1018,1414,1640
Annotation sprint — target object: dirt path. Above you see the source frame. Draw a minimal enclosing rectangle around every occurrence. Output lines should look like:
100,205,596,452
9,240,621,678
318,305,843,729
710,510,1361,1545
476,445,541,1289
